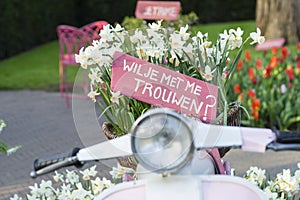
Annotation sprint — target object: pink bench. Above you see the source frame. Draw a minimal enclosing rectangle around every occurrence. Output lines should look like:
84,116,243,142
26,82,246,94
57,21,108,107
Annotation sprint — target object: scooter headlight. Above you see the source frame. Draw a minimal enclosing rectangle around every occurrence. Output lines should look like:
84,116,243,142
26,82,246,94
131,108,194,174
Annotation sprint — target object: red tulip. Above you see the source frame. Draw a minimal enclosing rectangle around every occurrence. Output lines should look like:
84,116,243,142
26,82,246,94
248,89,256,99
245,50,251,63
285,65,295,81
281,46,290,60
271,46,278,55
270,56,278,68
248,67,255,81
255,59,263,69
234,84,241,94
237,60,243,70
263,65,272,78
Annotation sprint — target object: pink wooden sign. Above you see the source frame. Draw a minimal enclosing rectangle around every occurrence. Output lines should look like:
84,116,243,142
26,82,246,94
135,1,181,20
111,52,218,122
255,38,285,51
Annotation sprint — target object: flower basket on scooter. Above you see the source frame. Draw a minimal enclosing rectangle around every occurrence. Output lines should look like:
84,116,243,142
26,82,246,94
75,21,264,171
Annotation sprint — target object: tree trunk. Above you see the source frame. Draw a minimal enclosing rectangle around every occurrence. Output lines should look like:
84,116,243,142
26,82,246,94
256,0,300,44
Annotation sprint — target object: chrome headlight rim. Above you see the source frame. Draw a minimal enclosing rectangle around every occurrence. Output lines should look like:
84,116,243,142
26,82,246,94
131,108,194,174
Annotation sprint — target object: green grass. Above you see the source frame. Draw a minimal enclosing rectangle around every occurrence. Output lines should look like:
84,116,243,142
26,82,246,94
0,20,258,90
191,20,256,40
0,41,78,91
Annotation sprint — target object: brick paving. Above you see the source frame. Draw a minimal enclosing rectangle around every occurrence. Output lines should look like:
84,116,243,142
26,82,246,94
0,90,116,199
0,90,299,199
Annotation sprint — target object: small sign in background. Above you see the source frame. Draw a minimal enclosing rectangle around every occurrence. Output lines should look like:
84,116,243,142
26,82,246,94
135,1,181,20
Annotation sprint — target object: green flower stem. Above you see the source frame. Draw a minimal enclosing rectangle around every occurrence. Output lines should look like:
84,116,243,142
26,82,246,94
217,67,228,125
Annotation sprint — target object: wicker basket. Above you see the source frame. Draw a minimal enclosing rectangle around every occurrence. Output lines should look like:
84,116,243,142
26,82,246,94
102,106,240,169
102,122,137,170
216,106,241,157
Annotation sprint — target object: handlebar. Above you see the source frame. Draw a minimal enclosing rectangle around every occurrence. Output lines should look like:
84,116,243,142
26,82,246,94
273,130,300,144
265,130,300,151
30,129,300,178
267,142,300,151
30,147,84,178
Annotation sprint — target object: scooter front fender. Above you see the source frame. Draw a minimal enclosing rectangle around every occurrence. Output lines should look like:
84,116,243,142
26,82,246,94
96,175,266,200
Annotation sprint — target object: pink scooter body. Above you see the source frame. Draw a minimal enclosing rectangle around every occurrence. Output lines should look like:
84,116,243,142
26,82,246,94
96,175,266,200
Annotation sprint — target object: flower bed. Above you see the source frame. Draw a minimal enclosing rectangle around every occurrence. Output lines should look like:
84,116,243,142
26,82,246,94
228,45,300,130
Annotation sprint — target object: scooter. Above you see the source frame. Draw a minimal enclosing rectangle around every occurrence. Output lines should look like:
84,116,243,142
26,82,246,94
30,108,300,200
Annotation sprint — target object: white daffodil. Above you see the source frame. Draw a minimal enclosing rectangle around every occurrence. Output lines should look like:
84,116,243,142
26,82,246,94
110,91,121,104
148,20,162,30
179,25,190,40
113,24,124,32
276,169,299,194
91,177,103,195
58,183,72,199
245,166,266,186
99,24,113,42
26,194,39,200
39,180,54,197
28,183,40,197
65,169,80,185
89,67,103,85
182,44,194,61
170,33,185,49
0,119,6,133
102,177,113,189
6,145,21,156
92,177,114,195
10,194,22,200
75,47,89,69
130,29,146,44
263,187,278,200
229,27,243,49
53,171,64,183
195,31,208,43
80,165,98,181
233,27,244,37
250,28,265,45
219,29,230,40
214,48,223,65
70,183,93,200
110,164,136,180
202,65,214,81
88,89,100,103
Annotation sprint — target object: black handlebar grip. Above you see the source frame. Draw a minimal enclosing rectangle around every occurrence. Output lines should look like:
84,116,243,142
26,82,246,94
267,142,300,151
274,130,300,144
33,147,82,171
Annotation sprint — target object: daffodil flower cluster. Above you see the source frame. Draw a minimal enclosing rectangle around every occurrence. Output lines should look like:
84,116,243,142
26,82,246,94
10,165,113,200
75,21,264,133
245,163,300,199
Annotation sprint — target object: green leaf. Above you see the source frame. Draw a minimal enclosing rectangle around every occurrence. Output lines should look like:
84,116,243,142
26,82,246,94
286,116,300,129
225,47,243,89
